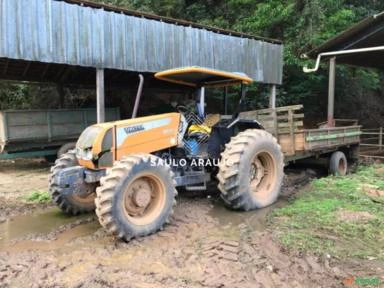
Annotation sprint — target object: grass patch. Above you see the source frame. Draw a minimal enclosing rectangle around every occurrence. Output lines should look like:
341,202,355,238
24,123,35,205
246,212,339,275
25,190,51,203
271,164,384,260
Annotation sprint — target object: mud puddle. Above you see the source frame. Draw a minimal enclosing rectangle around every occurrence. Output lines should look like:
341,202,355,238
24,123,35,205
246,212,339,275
0,196,290,257
0,208,100,253
0,208,80,241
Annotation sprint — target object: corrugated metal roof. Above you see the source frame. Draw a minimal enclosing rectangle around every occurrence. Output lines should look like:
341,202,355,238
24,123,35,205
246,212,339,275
0,0,284,84
304,11,384,69
62,0,282,44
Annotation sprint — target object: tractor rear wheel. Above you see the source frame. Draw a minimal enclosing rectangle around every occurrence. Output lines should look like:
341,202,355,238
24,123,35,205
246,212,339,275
49,151,96,215
95,154,177,241
217,129,284,211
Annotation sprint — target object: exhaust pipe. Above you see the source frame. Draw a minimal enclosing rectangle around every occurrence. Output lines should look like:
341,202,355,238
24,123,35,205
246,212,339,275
132,74,144,118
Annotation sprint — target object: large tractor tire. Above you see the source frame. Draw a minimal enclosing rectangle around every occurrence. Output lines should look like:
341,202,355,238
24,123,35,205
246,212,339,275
329,151,348,176
217,129,284,211
95,154,177,241
49,151,96,215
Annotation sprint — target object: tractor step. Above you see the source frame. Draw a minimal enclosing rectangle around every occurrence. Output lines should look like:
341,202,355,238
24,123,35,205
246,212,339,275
185,183,207,191
174,170,209,190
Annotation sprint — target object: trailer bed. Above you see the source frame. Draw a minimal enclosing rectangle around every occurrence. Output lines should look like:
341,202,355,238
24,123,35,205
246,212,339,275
239,105,361,162
0,108,120,154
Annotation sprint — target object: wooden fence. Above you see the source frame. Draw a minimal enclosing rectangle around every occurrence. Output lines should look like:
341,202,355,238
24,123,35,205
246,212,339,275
360,128,384,159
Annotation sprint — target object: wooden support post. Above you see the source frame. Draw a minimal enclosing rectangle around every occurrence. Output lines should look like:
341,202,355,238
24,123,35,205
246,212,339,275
269,85,276,108
96,69,105,123
379,127,383,151
288,109,295,155
328,57,336,127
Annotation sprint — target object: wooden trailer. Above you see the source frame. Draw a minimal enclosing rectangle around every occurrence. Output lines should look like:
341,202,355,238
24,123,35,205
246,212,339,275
239,105,361,165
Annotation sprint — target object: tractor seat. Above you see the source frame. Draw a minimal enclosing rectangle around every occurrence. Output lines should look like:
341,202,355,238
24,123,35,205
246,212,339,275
188,124,211,136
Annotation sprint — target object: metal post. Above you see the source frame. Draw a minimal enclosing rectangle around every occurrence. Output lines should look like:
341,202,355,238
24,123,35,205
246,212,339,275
328,57,336,127
379,127,383,151
96,69,105,123
199,87,205,118
269,84,276,108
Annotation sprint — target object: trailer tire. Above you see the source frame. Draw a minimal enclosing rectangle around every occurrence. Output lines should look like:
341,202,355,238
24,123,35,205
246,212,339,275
49,151,96,215
217,129,284,211
95,154,177,241
329,151,347,176
57,142,77,158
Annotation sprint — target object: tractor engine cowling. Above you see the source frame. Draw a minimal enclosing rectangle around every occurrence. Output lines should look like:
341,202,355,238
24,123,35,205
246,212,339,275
75,113,181,170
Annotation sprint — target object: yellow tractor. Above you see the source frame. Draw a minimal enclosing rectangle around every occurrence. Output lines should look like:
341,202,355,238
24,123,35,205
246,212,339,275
49,67,284,241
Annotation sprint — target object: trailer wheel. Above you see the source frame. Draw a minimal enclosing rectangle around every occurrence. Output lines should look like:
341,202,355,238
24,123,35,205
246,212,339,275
49,151,96,215
57,142,77,158
217,129,284,211
329,151,347,176
95,154,177,241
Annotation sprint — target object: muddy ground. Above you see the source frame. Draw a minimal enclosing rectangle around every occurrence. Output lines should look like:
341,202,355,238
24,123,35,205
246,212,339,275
0,160,381,288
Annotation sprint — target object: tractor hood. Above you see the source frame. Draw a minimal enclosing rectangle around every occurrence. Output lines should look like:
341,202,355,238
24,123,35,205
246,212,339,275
76,113,181,170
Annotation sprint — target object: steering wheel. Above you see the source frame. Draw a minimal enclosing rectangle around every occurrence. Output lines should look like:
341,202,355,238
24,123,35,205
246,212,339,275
176,105,191,115
177,105,203,124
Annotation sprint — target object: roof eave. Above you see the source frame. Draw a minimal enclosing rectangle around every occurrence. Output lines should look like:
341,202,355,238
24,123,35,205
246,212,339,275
304,11,384,59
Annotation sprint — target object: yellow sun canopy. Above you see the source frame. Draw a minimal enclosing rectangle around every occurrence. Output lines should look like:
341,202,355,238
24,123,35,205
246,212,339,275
155,66,253,87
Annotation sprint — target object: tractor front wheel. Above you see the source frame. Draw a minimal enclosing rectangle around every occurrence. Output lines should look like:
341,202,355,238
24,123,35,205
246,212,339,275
49,151,96,215
217,129,284,211
95,154,177,241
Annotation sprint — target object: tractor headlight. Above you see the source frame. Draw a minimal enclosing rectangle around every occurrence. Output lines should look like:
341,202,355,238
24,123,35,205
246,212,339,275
76,126,101,161
76,148,93,161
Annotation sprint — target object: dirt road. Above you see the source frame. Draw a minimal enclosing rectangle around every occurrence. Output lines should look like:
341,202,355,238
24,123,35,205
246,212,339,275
0,160,381,287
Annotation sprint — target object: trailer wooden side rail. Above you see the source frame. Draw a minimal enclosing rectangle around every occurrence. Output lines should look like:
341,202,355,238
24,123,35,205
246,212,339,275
240,105,361,163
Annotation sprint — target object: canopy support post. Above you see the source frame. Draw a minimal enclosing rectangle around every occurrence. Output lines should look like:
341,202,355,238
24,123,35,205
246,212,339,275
198,87,205,118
